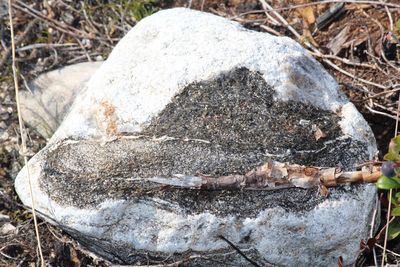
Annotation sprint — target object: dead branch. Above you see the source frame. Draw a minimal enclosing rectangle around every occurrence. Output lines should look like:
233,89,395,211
310,52,377,69
147,160,381,190
366,106,397,120
355,87,400,103
258,0,281,26
259,24,282,36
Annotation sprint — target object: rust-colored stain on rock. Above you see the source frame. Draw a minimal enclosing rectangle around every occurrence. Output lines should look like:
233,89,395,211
100,101,118,135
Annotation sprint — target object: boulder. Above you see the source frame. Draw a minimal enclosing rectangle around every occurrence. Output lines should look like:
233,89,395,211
19,61,103,139
15,8,378,266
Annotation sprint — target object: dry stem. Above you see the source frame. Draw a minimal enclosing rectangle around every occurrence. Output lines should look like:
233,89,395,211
7,0,44,265
147,160,381,191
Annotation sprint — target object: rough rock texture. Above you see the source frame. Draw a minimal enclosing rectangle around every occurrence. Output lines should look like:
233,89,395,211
19,61,102,139
16,8,378,267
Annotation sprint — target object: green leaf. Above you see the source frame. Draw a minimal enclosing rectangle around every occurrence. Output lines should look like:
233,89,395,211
391,195,398,205
391,177,400,184
384,152,398,161
376,176,400,189
392,207,400,217
385,135,400,161
397,19,400,33
388,218,400,240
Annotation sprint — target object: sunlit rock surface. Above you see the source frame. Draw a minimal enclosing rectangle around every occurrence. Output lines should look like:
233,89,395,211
16,8,378,266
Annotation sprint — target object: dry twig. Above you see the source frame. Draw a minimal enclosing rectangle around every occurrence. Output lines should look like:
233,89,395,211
0,18,38,70
146,160,381,191
218,235,264,267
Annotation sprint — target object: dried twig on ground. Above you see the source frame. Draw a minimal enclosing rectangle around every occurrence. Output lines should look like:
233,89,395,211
0,18,38,69
12,0,117,42
258,0,281,26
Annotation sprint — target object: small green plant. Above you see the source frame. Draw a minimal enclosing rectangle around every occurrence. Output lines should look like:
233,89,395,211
129,0,159,21
377,135,400,239
103,0,159,22
396,19,400,33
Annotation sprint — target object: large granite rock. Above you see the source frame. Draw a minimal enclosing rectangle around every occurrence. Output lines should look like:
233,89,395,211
19,61,103,139
15,8,378,266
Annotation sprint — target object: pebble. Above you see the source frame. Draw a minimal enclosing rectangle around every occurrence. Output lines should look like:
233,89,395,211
0,131,9,140
0,223,16,235
0,213,10,222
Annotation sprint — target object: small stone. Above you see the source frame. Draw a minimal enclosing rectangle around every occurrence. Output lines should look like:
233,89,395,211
3,95,11,104
19,61,103,139
0,213,10,222
299,119,311,126
1,113,9,120
0,121,7,129
61,10,75,25
0,131,9,140
0,223,16,235
0,0,8,18
81,39,91,48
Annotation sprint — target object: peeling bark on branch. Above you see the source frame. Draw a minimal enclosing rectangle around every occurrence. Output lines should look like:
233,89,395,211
147,160,381,191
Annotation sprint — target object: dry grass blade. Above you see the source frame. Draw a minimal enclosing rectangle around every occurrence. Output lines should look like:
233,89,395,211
7,0,44,266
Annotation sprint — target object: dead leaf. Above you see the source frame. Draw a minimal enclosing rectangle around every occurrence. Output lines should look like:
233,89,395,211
360,238,376,252
346,4,371,10
313,126,327,141
318,184,329,197
327,26,350,55
69,246,81,267
298,6,315,24
298,4,318,47
302,25,319,47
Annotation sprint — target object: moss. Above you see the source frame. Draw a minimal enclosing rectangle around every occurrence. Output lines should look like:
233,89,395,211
87,0,159,22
